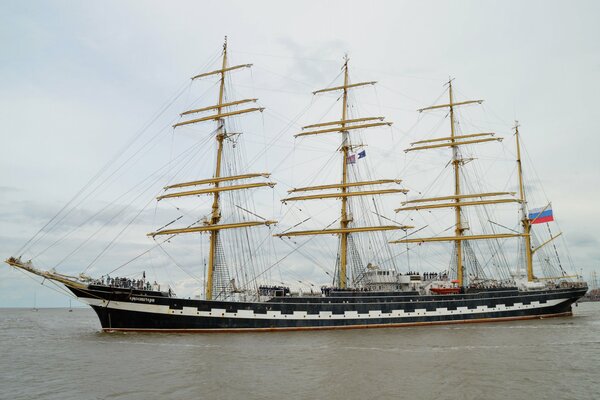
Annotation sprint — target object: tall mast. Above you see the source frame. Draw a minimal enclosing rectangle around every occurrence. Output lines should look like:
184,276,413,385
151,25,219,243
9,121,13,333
514,121,534,281
391,81,526,287
339,56,350,289
206,37,229,301
149,38,276,300
275,56,411,289
448,80,464,287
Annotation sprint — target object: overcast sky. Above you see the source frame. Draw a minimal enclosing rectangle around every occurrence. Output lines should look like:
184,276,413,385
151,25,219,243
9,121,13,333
1,0,599,307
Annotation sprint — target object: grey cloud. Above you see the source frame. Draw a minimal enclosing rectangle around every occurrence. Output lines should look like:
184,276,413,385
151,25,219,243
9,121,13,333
278,36,348,85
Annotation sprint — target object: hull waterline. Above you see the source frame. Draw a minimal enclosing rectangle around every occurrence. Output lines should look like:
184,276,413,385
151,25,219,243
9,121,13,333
68,285,586,333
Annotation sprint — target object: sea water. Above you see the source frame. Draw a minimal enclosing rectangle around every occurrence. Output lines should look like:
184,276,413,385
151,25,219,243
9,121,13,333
1,303,599,399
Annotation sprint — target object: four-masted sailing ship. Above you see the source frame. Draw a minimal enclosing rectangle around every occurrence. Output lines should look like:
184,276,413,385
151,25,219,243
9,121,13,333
5,40,587,332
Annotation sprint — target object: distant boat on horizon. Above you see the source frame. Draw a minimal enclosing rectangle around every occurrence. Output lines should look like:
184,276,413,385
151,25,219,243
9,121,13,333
32,292,38,312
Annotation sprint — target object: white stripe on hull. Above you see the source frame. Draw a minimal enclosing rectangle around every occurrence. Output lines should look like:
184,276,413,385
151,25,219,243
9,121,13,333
79,297,570,321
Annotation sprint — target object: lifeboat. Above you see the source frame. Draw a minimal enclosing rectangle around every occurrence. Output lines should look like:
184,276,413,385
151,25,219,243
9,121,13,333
430,287,461,295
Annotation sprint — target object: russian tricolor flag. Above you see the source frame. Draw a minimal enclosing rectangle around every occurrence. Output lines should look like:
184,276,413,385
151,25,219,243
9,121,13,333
528,205,554,224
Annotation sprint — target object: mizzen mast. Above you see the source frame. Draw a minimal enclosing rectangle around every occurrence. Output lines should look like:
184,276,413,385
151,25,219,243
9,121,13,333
275,56,409,289
148,37,276,300
391,80,522,287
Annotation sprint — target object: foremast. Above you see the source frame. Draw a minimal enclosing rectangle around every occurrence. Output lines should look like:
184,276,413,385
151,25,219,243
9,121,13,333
207,37,228,302
148,38,276,300
275,57,410,289
448,81,464,287
391,80,523,287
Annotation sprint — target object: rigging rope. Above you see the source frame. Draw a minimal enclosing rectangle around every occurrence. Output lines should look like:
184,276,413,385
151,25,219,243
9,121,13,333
17,79,193,257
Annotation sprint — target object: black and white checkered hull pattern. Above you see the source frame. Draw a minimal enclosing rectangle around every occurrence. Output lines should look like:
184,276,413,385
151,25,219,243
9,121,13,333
68,285,586,332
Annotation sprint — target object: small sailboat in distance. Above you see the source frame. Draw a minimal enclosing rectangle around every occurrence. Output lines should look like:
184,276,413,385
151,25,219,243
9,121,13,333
32,291,38,312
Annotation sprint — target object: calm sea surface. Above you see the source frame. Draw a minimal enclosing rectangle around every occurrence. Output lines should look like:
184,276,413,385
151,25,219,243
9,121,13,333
1,303,599,400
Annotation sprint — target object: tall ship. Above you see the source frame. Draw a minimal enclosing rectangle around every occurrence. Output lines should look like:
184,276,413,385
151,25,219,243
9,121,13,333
6,39,587,332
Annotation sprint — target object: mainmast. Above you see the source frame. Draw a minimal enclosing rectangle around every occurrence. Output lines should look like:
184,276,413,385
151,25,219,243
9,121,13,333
339,56,351,289
391,80,523,287
148,38,276,300
275,57,410,289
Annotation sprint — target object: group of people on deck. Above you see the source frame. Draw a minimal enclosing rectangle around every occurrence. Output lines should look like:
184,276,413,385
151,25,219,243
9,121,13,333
404,271,449,281
98,275,158,291
423,272,448,281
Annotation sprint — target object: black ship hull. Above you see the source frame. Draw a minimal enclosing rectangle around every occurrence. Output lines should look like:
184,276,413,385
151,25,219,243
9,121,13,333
67,285,587,332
